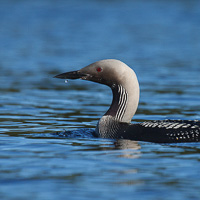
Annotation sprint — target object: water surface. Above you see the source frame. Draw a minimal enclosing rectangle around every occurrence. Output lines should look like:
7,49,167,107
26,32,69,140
0,0,200,199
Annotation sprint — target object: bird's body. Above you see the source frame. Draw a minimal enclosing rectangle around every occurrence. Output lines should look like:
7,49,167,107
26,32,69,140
97,116,200,143
55,59,200,143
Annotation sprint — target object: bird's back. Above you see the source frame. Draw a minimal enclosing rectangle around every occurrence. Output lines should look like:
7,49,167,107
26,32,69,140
123,119,200,143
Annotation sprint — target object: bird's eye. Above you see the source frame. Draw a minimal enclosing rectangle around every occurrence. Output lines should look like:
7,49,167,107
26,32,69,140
96,67,102,72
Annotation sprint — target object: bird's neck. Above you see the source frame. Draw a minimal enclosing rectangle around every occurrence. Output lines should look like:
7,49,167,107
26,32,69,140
105,82,139,123
96,68,140,138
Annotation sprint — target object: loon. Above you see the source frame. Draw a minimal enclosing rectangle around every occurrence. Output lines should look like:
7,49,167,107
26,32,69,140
55,59,200,143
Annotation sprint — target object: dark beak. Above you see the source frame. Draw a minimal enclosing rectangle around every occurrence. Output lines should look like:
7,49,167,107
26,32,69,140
54,70,87,79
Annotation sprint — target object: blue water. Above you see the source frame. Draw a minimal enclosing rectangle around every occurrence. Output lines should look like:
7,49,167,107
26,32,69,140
1,0,200,199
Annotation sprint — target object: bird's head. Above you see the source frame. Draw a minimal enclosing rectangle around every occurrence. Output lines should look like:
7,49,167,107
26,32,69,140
54,59,135,87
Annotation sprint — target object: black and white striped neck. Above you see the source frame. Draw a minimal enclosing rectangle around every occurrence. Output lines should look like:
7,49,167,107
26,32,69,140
105,84,129,122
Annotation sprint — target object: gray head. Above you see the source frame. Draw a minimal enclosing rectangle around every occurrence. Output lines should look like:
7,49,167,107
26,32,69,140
55,59,140,123
55,59,137,87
